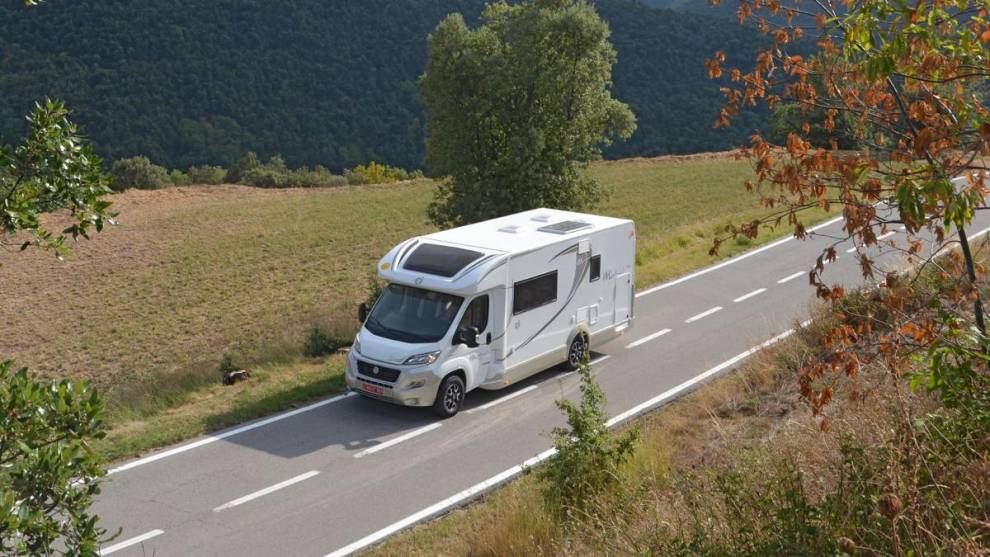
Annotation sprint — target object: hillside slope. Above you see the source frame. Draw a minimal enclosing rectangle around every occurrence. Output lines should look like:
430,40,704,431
0,0,766,170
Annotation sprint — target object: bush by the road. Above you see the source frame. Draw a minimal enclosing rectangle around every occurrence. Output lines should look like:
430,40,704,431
110,155,170,191
187,165,227,185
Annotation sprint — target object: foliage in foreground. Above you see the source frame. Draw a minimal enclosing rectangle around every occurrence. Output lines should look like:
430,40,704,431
1,99,115,255
1,58,114,554
0,362,109,555
540,362,638,521
420,0,636,226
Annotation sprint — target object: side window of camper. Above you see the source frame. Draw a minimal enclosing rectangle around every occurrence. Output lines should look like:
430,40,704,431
590,255,601,282
458,295,489,333
512,271,558,315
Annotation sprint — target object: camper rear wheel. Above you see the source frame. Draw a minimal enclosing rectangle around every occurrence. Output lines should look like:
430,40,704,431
565,333,589,370
433,374,465,418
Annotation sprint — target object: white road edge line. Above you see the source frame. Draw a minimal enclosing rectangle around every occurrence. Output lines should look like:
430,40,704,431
685,306,722,323
353,422,442,459
624,328,672,349
99,529,164,556
324,325,807,557
213,471,320,512
108,392,357,475
635,215,844,298
777,271,805,284
733,288,766,303
466,385,539,414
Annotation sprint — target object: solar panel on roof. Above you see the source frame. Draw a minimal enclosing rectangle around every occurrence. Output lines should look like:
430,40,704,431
403,243,484,277
537,220,592,235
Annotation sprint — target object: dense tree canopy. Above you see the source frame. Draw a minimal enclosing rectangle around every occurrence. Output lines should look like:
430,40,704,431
421,0,636,225
0,0,769,171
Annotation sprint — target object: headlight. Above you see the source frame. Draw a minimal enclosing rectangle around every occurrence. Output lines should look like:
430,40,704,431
403,351,441,366
352,337,361,355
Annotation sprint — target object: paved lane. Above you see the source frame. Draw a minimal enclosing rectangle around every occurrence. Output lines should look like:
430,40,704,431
93,211,990,556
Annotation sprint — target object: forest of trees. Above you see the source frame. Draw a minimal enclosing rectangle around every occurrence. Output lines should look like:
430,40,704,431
0,0,767,171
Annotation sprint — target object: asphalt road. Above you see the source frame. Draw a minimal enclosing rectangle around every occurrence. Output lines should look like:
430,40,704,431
92,211,990,556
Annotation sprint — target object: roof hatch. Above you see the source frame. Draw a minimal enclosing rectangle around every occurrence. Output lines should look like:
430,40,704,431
538,220,592,235
403,243,484,277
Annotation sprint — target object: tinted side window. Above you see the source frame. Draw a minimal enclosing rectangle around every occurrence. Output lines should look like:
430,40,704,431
590,255,601,282
513,271,558,315
458,295,489,333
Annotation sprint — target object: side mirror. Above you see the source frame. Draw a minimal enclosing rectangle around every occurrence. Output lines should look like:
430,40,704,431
456,326,480,348
358,303,369,323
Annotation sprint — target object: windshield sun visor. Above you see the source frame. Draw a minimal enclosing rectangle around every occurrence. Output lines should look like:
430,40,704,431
402,243,484,278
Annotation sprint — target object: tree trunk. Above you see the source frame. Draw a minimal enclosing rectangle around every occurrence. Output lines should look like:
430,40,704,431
957,224,987,341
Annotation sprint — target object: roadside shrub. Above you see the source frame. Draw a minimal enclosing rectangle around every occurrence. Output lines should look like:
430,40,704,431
286,165,347,187
345,161,421,185
169,169,190,186
187,164,226,185
539,362,638,520
225,151,260,183
303,327,345,358
110,156,170,191
241,155,290,188
218,354,237,377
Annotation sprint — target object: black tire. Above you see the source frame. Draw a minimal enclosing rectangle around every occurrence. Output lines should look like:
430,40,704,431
565,333,589,371
433,374,465,418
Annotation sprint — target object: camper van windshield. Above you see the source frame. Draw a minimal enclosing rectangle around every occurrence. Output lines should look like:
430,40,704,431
365,284,464,343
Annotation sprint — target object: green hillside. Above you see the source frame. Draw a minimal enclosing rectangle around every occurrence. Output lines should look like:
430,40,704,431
0,0,766,171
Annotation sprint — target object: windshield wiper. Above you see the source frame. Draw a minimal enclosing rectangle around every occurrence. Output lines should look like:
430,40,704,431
367,314,433,343
366,313,394,336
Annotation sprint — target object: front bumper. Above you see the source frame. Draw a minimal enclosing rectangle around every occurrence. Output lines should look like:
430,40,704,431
345,351,441,407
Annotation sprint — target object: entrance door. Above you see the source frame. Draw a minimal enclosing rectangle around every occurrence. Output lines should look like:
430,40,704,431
614,272,632,324
455,294,492,388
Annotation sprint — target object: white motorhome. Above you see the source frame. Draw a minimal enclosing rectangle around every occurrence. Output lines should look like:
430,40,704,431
346,208,635,417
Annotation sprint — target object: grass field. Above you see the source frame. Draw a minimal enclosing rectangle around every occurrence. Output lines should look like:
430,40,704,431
0,154,830,459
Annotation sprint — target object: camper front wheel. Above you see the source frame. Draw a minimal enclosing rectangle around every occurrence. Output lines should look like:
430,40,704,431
433,374,465,418
565,333,589,370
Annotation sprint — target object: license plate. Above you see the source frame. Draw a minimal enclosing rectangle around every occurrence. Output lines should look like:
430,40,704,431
361,382,385,396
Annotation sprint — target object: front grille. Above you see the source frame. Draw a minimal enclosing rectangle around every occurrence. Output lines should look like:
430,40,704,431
356,359,401,383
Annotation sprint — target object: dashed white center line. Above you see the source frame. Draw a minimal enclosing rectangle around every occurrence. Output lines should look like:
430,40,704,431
777,271,805,284
213,471,320,512
467,385,538,414
685,306,723,323
354,422,442,458
624,328,672,349
877,231,896,240
732,288,766,303
99,529,164,555
845,246,858,253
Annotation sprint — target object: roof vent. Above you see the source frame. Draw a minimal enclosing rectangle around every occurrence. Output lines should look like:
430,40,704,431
499,225,523,234
538,220,592,235
530,214,551,223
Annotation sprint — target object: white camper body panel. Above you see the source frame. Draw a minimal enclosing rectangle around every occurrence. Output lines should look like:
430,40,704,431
489,220,635,388
349,208,634,412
